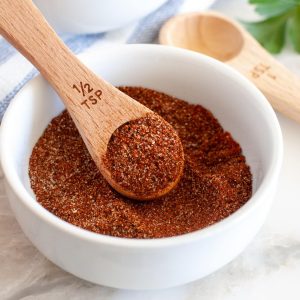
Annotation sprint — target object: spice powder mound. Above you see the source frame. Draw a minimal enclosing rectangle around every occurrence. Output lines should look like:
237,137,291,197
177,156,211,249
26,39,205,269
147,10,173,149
29,87,252,239
103,113,184,199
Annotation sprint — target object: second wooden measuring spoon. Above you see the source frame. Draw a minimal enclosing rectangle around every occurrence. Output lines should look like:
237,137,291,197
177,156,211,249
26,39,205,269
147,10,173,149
160,11,300,124
0,0,184,200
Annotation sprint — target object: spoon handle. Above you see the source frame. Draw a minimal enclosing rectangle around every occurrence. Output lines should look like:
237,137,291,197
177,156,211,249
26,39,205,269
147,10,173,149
0,0,113,155
0,0,149,160
230,33,300,123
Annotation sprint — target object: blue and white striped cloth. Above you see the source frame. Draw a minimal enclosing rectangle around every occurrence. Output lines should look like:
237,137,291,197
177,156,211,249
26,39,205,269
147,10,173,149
0,0,214,120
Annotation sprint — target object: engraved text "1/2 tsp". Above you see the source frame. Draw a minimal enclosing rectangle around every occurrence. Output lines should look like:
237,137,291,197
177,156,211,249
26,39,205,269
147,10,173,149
73,82,102,109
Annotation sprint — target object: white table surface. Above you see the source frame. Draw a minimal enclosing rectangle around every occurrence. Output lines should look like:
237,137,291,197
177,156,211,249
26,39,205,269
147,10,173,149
1,0,300,299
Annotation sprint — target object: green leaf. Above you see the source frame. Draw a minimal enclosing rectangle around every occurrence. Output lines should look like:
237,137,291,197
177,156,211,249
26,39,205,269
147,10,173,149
244,14,288,53
262,20,287,53
246,0,300,53
250,0,300,4
288,6,300,52
255,3,295,17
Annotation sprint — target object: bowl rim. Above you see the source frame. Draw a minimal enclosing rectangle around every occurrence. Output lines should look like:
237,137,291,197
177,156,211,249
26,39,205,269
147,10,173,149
0,44,283,249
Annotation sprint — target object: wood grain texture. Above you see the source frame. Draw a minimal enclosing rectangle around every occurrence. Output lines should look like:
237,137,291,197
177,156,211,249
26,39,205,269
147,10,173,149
0,0,184,199
159,11,300,124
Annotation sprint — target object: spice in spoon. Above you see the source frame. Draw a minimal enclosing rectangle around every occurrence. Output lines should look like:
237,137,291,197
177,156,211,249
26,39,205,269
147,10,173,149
103,114,184,200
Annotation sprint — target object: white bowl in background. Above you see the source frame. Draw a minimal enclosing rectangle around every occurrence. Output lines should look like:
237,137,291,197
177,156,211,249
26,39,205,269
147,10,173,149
33,0,216,34
0,45,283,290
33,0,169,34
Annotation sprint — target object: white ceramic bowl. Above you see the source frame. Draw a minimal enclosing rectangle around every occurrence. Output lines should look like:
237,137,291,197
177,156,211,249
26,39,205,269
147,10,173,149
0,45,282,290
33,0,169,34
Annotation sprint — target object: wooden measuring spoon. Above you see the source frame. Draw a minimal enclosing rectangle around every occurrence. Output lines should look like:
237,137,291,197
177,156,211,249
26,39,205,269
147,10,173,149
159,11,300,123
0,0,184,200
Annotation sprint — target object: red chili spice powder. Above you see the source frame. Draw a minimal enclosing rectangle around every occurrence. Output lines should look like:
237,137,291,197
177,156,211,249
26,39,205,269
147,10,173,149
103,113,184,199
29,87,252,239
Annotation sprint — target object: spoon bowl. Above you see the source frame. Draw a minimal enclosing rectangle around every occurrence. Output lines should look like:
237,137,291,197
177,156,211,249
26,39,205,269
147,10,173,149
160,11,300,124
160,13,244,62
